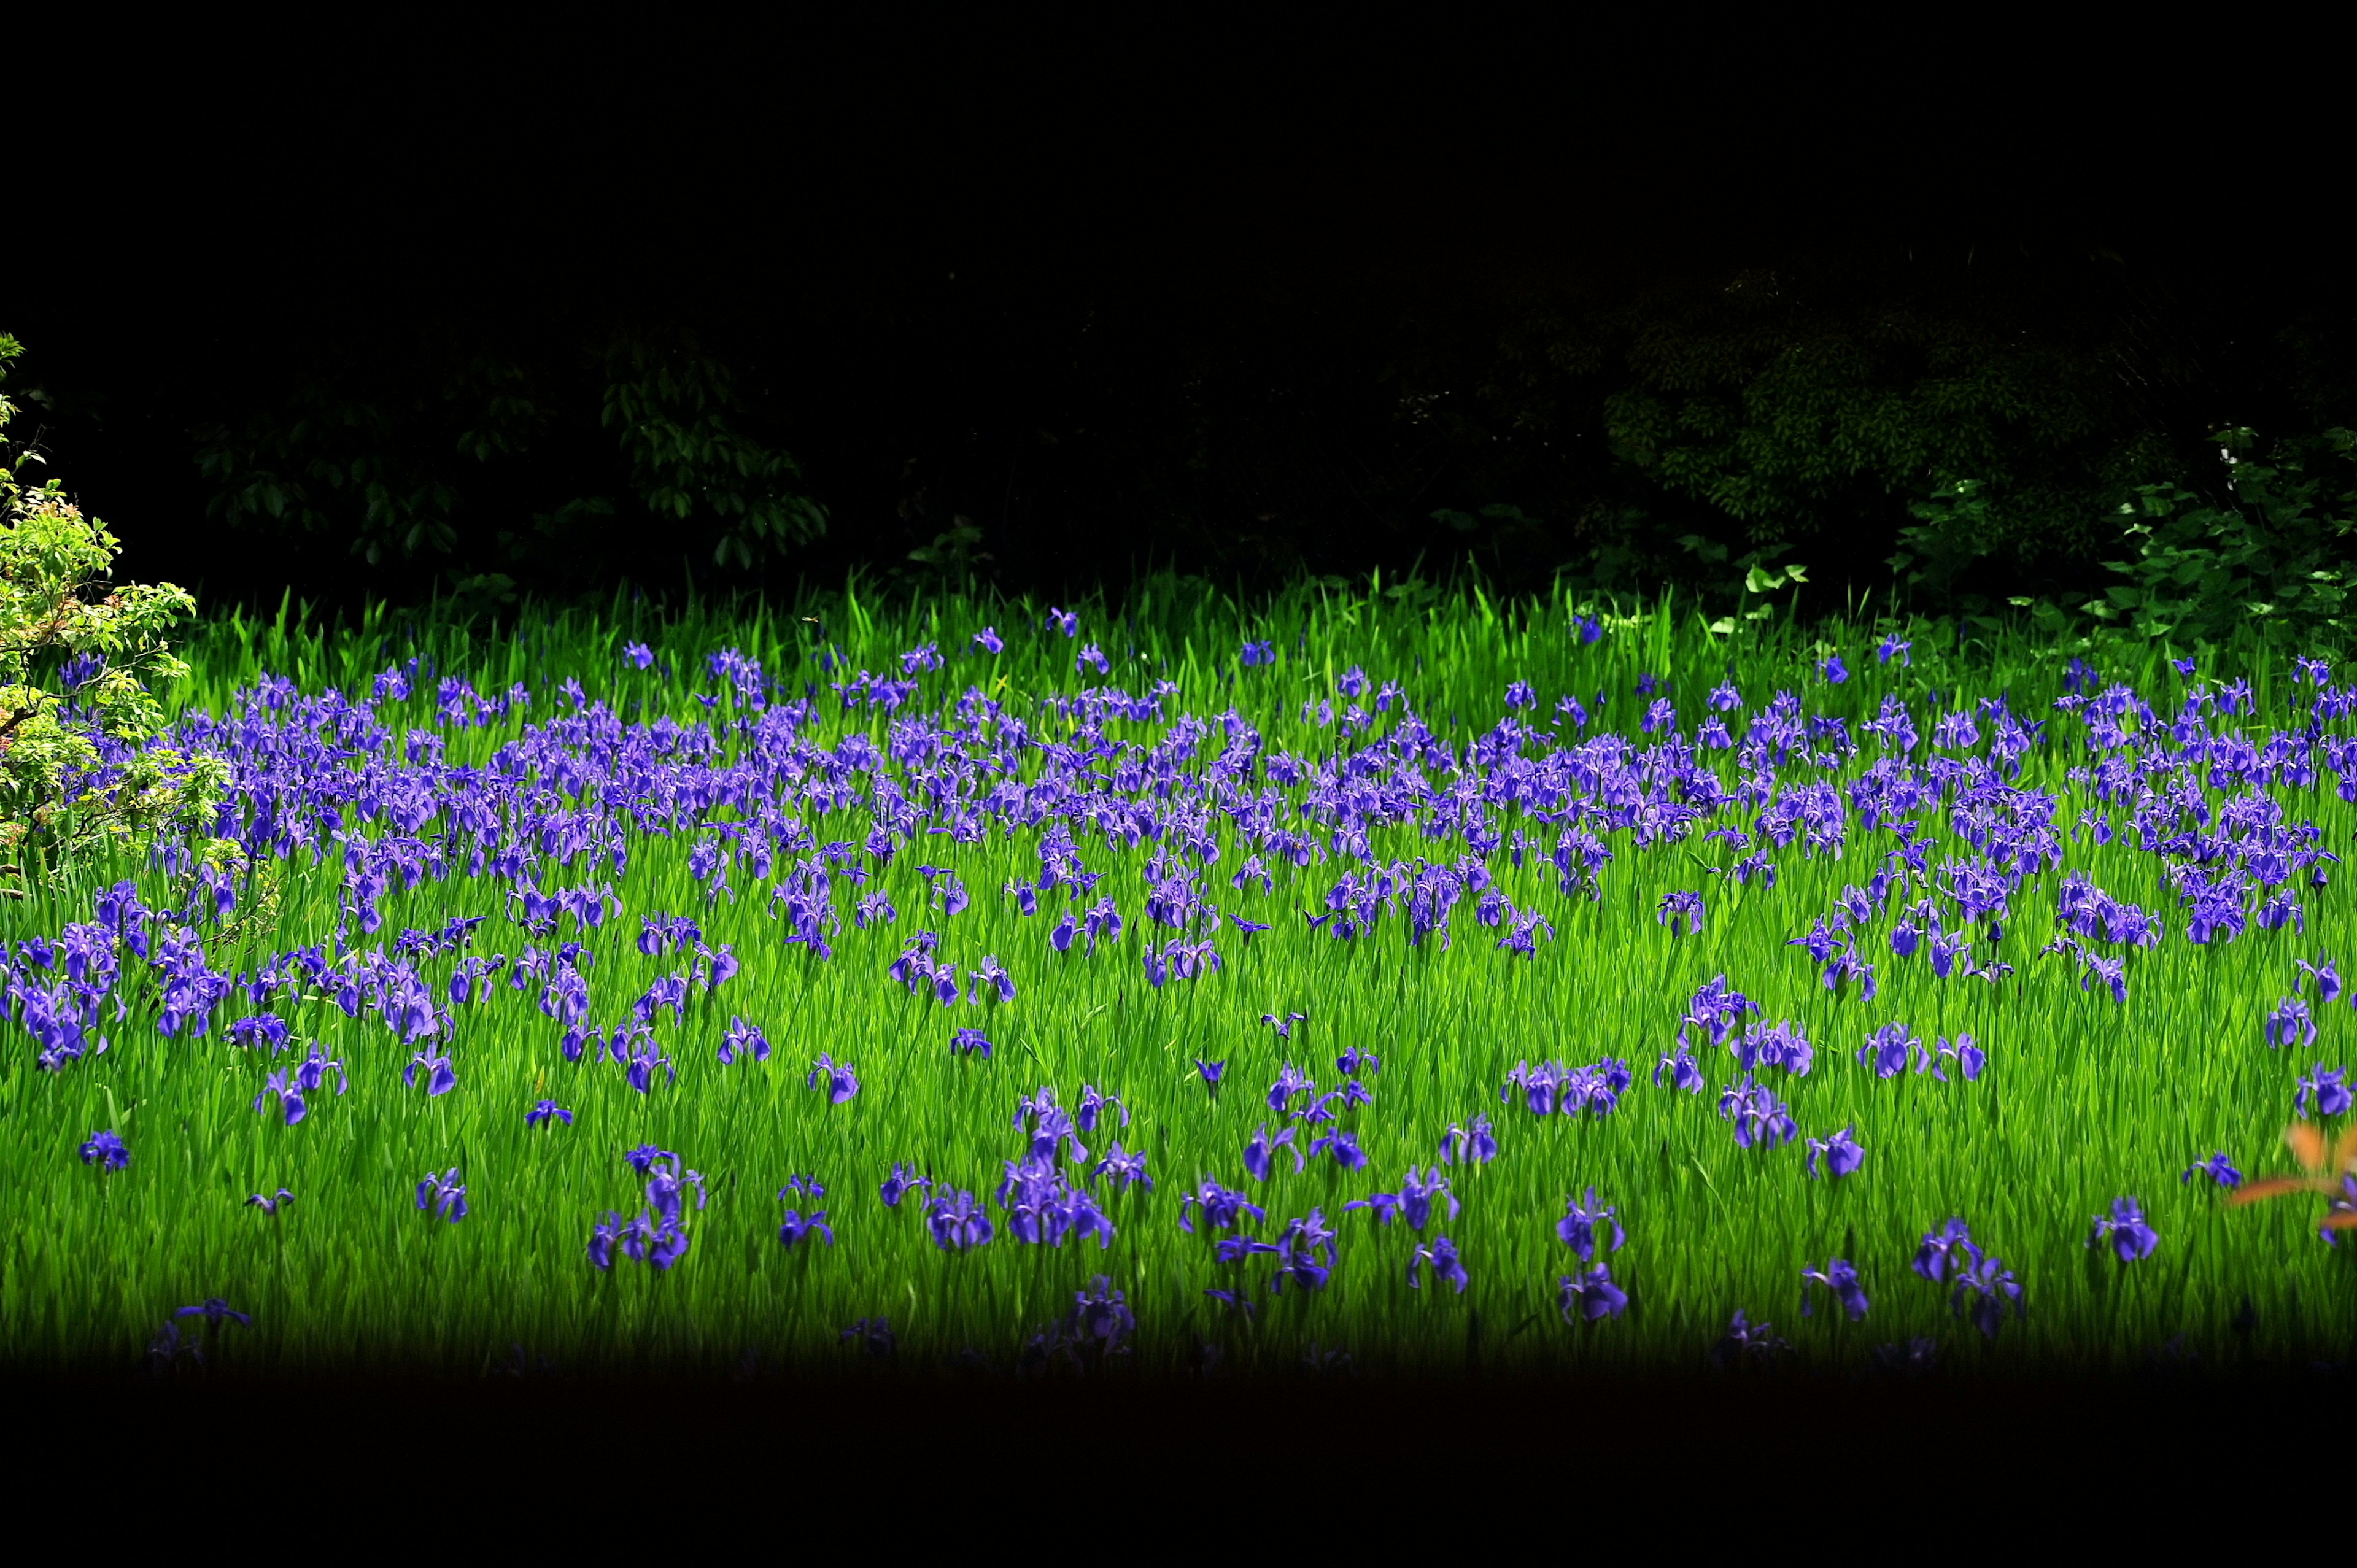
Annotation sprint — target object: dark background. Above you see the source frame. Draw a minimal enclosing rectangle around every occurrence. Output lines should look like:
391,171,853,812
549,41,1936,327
9,21,2348,615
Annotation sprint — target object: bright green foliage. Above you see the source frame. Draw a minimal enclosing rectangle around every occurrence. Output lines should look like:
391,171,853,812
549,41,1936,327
0,336,225,863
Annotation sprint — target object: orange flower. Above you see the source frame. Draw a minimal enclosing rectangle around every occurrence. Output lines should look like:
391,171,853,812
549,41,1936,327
2226,1122,2357,1230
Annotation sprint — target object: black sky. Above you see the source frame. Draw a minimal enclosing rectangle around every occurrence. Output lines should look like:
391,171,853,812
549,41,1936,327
7,17,2343,601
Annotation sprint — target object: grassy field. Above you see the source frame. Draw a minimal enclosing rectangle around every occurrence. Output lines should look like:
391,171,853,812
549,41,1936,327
2,576,2350,1380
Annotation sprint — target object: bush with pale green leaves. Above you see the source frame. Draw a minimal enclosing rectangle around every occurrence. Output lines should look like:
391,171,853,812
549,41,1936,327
0,335,227,870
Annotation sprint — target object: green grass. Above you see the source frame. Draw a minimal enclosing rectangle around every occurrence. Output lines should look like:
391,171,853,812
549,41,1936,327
1,574,2350,1378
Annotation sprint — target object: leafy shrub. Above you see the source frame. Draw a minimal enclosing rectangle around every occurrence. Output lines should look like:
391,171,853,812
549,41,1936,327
2086,428,2357,647
0,335,227,867
1892,431,2357,651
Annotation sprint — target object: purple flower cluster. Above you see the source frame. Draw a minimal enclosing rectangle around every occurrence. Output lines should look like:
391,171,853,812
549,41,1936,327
1503,1057,1633,1118
1912,1218,2027,1339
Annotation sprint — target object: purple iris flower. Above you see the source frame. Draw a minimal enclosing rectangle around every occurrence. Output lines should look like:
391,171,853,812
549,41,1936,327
1504,680,1536,710
1930,930,1971,979
1916,1033,1986,1082
1913,1217,1978,1283
2297,957,2343,1005
1336,1045,1380,1078
1891,916,1924,958
842,1317,897,1358
1408,1235,1469,1293
1240,639,1275,666
1805,1125,1865,1179
1077,643,1110,676
1089,1143,1152,1191
1657,890,1705,936
628,1215,692,1270
1268,1063,1315,1113
79,1129,129,1170
1194,1058,1226,1089
448,955,503,1005
625,1035,675,1094
2180,1151,2242,1189
719,1018,772,1065
1262,1011,1308,1038
1654,1045,1705,1094
972,625,1004,655
1271,1210,1337,1294
1857,1022,1917,1079
415,1168,468,1222
525,1099,573,1127
1346,1166,1458,1230
624,641,655,670
1178,1178,1266,1234
1876,635,1911,665
1559,1264,1627,1322
404,1049,457,1097
229,1014,290,1052
1789,920,1844,965
1076,1084,1128,1134
2297,1067,2353,1116
966,954,1016,1003
1046,608,1080,638
642,1156,707,1224
1824,949,1878,998
245,1188,295,1215
926,1188,994,1250
2079,952,2127,1004
541,968,589,1024
950,1027,993,1059
777,1191,836,1249
2089,1197,2159,1261
1015,1087,1089,1165
1504,1059,1565,1115
881,1164,932,1207
1733,1020,1814,1076
1244,1123,1304,1181
807,1053,860,1104
1712,1309,1789,1369
1718,1076,1798,1149
2269,996,2319,1048
1556,1187,1627,1261
1951,1253,2026,1339
1821,654,1849,684
1439,1115,1498,1164
1801,1257,1870,1320
174,1298,252,1327
253,1070,306,1126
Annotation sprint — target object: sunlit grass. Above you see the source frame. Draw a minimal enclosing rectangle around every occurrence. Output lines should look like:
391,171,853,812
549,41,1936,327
0,574,2348,1378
